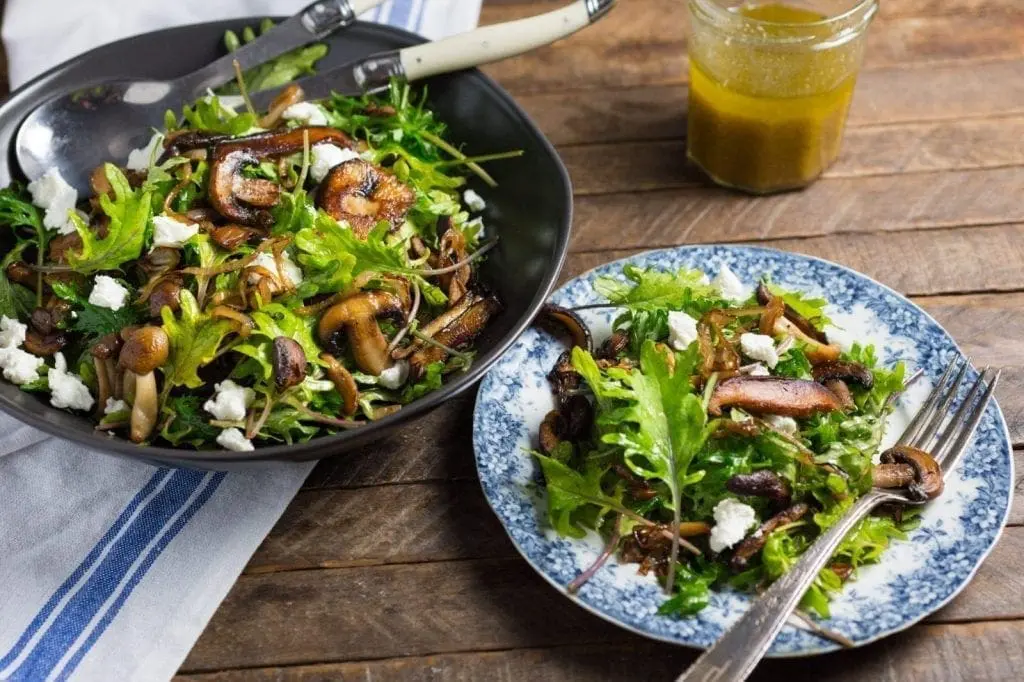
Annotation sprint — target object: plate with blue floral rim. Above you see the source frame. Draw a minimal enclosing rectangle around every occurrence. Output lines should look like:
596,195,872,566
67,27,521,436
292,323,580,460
472,244,1013,656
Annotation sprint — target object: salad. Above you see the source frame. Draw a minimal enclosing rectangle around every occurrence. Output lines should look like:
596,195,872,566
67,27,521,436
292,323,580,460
0,39,513,451
533,263,934,618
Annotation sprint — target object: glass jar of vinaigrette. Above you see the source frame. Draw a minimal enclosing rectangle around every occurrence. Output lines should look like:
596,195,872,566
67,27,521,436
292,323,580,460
686,0,878,194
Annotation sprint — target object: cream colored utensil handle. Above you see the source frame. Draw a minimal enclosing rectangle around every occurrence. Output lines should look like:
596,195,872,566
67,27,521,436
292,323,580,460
400,0,614,81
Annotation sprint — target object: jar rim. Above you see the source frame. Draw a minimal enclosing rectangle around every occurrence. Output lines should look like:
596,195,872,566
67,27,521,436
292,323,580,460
688,0,879,46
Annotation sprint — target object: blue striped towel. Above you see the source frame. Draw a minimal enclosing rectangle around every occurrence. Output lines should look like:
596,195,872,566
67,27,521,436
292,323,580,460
0,2,481,680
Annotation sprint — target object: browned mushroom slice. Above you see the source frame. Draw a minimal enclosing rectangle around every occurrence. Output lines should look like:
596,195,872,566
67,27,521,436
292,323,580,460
547,350,581,400
812,360,874,388
433,221,471,304
320,353,359,417
23,329,67,357
210,224,262,251
260,84,305,128
318,291,409,375
707,376,846,417
218,126,352,157
596,329,630,360
316,159,415,239
825,379,855,411
879,445,944,501
158,131,230,164
872,462,916,489
756,282,829,344
272,337,307,390
147,278,182,318
538,410,562,454
726,470,792,507
536,303,593,353
730,503,810,572
409,292,502,380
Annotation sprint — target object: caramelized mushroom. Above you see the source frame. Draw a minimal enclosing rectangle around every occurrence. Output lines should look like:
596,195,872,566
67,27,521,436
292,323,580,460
5,261,35,287
272,337,307,390
317,291,409,375
537,303,593,353
812,360,874,389
872,462,917,489
118,327,168,443
23,330,67,356
596,329,630,360
316,159,415,239
825,379,855,411
320,353,358,417
118,326,170,375
730,503,810,572
130,371,159,443
408,291,502,380
547,350,581,401
158,131,229,164
707,376,846,417
879,445,944,501
148,279,182,318
726,470,792,507
210,224,261,250
260,84,305,128
539,410,562,454
433,223,471,304
756,282,829,344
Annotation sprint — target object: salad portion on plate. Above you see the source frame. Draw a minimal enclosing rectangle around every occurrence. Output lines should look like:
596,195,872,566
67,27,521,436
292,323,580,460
0,78,509,451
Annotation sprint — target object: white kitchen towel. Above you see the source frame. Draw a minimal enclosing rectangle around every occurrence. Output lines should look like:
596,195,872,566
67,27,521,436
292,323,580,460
0,2,481,681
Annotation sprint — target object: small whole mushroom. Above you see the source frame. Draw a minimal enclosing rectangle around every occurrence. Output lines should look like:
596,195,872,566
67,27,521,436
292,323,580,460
318,290,409,376
118,326,169,443
272,337,307,391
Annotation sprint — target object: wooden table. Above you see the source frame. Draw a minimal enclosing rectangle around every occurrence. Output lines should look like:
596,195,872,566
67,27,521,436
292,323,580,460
58,0,1020,678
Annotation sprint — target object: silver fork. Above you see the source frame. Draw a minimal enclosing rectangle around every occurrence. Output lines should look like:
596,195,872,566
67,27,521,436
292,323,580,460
678,356,1001,682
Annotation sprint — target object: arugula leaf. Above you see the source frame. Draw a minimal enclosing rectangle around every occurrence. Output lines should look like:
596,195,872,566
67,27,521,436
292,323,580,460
218,20,328,94
594,264,722,314
160,395,220,447
258,406,322,444
766,282,832,330
177,95,258,135
658,560,721,616
67,165,153,274
161,290,234,389
50,280,143,344
271,189,317,236
232,302,322,382
401,360,444,403
774,346,813,379
534,453,626,539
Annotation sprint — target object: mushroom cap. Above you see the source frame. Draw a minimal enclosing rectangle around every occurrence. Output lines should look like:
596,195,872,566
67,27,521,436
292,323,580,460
119,326,170,374
537,303,593,353
272,337,307,391
707,376,846,417
813,360,874,388
880,445,944,500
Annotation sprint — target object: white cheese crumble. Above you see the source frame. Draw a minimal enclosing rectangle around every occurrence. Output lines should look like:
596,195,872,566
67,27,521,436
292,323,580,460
667,311,699,351
310,143,359,183
217,427,254,452
747,363,771,377
709,498,758,553
463,189,486,212
282,102,328,126
713,264,749,303
104,397,129,415
152,214,199,248
378,360,409,390
88,275,130,311
764,414,799,435
49,352,94,411
0,346,44,385
28,167,79,235
203,380,255,421
0,316,28,348
739,333,779,369
125,132,164,171
249,252,304,289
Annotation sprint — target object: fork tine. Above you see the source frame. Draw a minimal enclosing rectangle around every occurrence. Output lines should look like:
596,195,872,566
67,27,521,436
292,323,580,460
909,359,971,451
932,369,1000,469
897,356,962,447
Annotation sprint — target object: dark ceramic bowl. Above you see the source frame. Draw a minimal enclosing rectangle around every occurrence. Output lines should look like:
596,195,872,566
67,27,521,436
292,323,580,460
0,20,571,469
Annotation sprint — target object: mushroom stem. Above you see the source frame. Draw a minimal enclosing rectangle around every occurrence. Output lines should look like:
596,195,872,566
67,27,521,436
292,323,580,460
130,371,159,443
93,356,111,420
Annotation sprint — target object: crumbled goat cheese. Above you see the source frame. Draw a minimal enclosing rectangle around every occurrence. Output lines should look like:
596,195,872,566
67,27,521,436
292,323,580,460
747,363,771,377
125,132,164,171
310,143,360,183
152,214,199,248
217,428,255,452
709,498,758,553
667,311,699,351
282,102,328,126
713,264,749,303
104,397,129,415
739,333,779,369
463,189,486,212
249,252,304,289
0,316,28,348
764,414,799,435
0,346,44,385
88,275,130,311
48,352,94,411
204,380,255,421
28,167,78,235
378,360,410,390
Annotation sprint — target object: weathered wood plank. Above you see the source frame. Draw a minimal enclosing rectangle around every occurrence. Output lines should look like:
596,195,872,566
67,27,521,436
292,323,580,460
187,528,1024,671
568,169,1024,254
562,225,1024,298
176,620,1024,681
563,117,1024,196
520,61,1024,147
480,0,1024,93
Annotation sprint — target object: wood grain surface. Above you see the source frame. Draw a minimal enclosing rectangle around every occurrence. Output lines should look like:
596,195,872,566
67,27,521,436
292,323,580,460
172,0,1024,679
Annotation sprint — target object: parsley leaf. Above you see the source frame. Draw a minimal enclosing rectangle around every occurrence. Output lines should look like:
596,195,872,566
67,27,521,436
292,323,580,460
67,165,153,274
50,280,143,344
161,290,234,389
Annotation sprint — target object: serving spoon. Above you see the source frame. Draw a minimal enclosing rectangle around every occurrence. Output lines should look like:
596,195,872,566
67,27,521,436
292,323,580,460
15,0,386,192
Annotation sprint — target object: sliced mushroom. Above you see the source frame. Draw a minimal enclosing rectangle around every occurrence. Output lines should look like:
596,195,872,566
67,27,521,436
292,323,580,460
730,503,810,572
318,291,409,375
596,329,630,360
726,470,792,507
23,329,67,356
812,360,874,388
774,317,841,365
158,131,229,164
537,303,593,353
879,445,944,501
260,83,305,128
756,282,829,344
707,376,846,417
272,337,307,390
320,353,358,417
317,159,415,239
5,261,35,287
539,410,562,454
547,350,581,401
825,379,855,411
433,221,471,304
210,224,261,251
148,278,182,318
872,462,917,489
408,291,502,380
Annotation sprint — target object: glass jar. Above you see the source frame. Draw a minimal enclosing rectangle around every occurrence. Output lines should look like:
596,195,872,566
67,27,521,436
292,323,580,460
686,0,878,194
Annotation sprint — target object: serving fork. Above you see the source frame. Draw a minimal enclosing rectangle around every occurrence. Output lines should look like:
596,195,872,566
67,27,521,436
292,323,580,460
679,356,1001,682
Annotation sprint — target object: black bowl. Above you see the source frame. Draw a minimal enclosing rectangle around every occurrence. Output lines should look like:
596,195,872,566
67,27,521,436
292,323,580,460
0,20,571,469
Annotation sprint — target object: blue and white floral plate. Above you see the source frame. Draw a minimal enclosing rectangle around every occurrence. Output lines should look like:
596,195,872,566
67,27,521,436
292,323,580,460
472,245,1013,656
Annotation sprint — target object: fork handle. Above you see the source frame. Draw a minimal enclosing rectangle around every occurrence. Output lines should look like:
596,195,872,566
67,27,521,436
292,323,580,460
678,490,896,682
